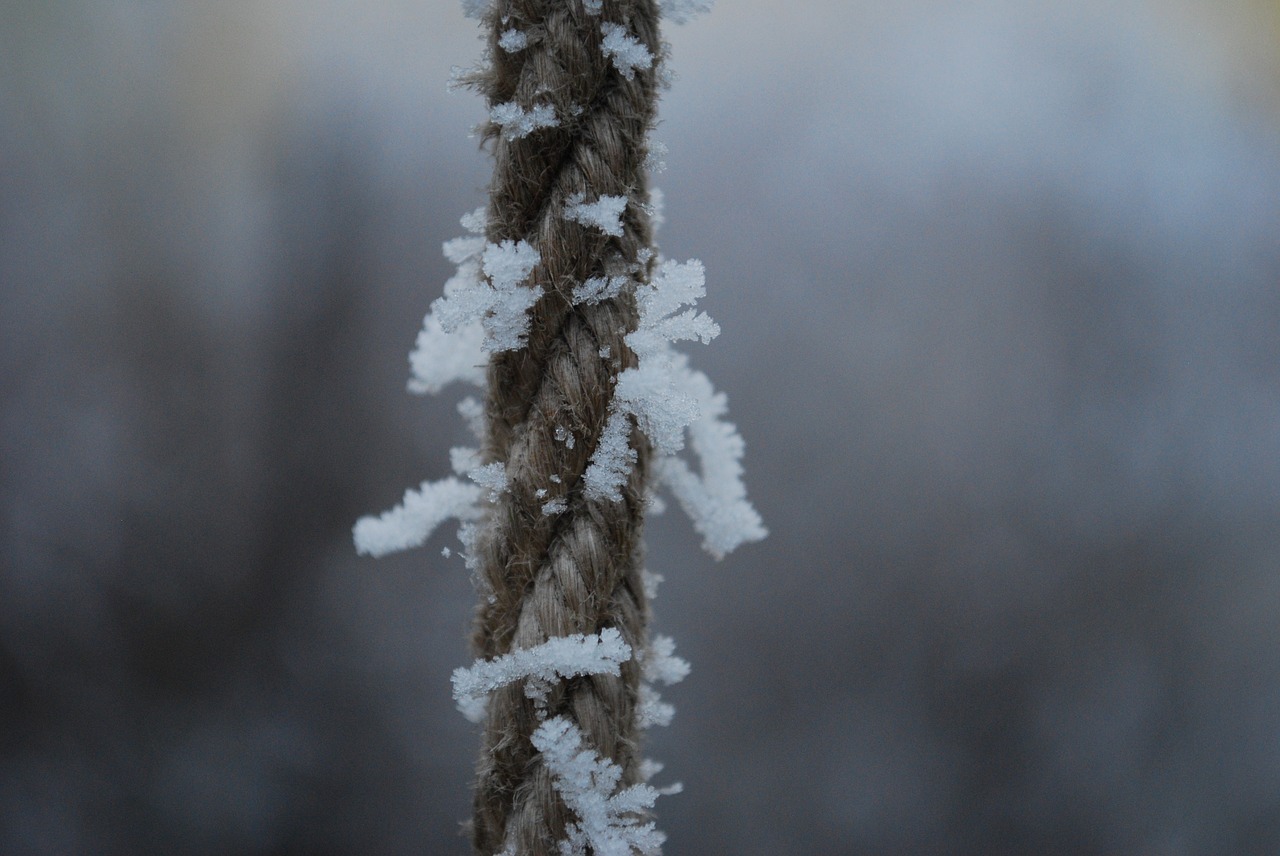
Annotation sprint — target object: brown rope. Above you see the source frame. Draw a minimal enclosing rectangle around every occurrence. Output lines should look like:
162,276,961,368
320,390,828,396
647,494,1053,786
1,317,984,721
465,1,663,852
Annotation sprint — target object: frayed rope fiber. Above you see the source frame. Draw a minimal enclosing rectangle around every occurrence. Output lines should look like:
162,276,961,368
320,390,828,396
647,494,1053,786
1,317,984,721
464,1,663,852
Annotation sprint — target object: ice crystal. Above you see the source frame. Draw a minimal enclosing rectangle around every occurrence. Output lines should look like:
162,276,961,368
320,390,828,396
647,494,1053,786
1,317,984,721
573,274,629,305
600,22,654,81
498,28,528,52
452,628,633,722
468,461,508,500
659,0,713,25
532,716,667,856
490,101,559,140
564,193,629,238
353,478,484,558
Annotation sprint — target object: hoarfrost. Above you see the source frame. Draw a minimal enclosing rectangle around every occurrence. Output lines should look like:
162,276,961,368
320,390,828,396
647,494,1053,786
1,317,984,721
555,425,577,449
482,239,540,291
353,478,483,558
460,206,487,235
630,259,719,357
645,187,666,233
613,362,700,455
636,684,675,728
430,260,492,333
450,446,482,476
457,396,486,440
600,23,654,81
479,239,543,351
443,235,485,265
451,628,633,720
643,634,690,685
498,28,528,52
490,101,559,140
468,461,509,500
641,569,664,600
644,139,669,174
407,313,485,394
419,237,542,355
460,0,492,20
583,409,637,502
572,274,629,305
532,716,667,856
659,0,713,25
564,193,628,238
653,356,767,558
582,259,716,498
638,759,663,782
542,498,568,516
578,258,764,558
635,634,688,729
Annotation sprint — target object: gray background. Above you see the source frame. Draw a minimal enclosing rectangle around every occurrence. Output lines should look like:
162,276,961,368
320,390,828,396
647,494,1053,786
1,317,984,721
4,1,1280,853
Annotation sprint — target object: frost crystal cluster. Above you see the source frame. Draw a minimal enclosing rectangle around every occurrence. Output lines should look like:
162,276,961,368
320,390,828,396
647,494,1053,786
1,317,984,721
354,0,762,852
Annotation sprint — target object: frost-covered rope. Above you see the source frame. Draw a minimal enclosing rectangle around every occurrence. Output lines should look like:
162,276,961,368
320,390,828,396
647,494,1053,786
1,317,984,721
463,3,664,851
354,0,763,853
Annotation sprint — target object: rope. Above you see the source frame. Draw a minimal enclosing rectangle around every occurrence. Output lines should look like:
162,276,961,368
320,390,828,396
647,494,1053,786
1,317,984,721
466,1,663,852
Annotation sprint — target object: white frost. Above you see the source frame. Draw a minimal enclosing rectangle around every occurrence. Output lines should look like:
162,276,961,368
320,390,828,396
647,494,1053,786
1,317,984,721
572,274,629,305
583,409,637,502
653,356,767,559
460,206,487,235
582,259,716,499
451,628,633,721
641,570,664,600
468,461,509,500
659,0,713,24
457,396,486,440
555,425,577,450
353,478,483,558
600,23,653,81
532,716,667,856
635,635,688,729
579,258,763,559
480,239,543,351
482,239,540,290
565,193,628,238
490,101,559,140
450,446,482,476
443,235,485,265
643,634,690,685
407,312,486,394
644,139,669,174
645,187,666,234
423,238,542,354
636,683,675,729
498,28,528,52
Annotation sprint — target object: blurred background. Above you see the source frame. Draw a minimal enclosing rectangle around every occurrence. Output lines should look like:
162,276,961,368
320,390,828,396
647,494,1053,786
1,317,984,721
3,0,1280,853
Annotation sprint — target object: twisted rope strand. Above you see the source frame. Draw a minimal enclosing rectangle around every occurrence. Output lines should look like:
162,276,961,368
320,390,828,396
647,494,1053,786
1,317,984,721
468,1,663,852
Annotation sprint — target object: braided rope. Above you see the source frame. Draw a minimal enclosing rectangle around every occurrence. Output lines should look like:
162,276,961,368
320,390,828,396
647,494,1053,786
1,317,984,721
466,1,663,852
